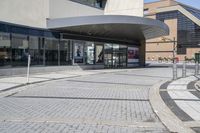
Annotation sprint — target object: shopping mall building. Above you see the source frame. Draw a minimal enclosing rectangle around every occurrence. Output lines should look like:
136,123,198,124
0,0,168,71
145,0,200,61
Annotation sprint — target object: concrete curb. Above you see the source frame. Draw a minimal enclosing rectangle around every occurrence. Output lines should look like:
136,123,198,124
195,80,200,92
149,80,195,133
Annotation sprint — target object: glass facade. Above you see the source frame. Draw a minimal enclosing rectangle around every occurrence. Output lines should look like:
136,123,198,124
60,40,72,65
11,34,29,66
156,10,200,54
29,36,43,65
104,44,128,68
0,33,11,66
183,6,200,20
0,22,140,68
45,38,59,66
84,42,95,65
95,44,104,64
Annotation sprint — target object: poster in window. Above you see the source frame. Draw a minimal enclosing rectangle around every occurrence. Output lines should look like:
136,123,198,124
74,43,83,63
127,47,139,67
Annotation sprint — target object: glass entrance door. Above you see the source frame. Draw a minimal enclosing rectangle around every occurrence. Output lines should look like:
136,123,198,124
104,44,127,68
104,44,113,68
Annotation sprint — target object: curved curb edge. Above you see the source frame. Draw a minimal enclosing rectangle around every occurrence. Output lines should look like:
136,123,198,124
195,80,200,92
149,80,195,133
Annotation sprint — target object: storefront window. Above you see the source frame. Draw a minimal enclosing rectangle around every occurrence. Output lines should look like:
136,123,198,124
45,38,59,66
127,46,139,67
0,33,11,66
29,36,43,66
118,45,127,67
113,44,120,67
60,40,71,65
104,43,113,68
85,42,94,65
104,44,128,68
11,34,28,66
74,41,84,63
95,44,103,64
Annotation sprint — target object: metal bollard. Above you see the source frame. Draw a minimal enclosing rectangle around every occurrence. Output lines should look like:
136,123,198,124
195,61,199,76
182,61,186,78
173,62,177,80
26,55,31,84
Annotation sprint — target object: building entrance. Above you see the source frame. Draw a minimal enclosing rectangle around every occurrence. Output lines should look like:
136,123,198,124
104,44,127,68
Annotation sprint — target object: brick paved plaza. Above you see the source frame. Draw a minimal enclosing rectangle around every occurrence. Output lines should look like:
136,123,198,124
0,68,182,133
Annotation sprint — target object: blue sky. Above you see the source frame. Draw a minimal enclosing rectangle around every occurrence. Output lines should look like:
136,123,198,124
144,0,200,9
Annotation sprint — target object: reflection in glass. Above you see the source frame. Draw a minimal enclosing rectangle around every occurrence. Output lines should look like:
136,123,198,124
118,45,127,68
60,40,71,65
74,41,84,63
104,44,128,68
12,34,28,66
0,33,11,66
95,44,103,63
104,43,113,68
45,38,59,65
29,36,43,65
85,42,94,65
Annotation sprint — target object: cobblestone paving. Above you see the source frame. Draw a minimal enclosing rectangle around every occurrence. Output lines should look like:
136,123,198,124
0,68,171,133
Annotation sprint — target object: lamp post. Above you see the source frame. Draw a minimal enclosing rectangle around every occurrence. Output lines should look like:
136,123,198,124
146,37,178,80
172,37,177,80
161,37,177,80
195,44,200,76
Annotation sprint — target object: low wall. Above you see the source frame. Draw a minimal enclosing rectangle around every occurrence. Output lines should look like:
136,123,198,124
0,64,104,77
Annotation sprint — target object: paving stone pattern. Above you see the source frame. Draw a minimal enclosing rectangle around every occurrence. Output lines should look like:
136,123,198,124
0,68,171,133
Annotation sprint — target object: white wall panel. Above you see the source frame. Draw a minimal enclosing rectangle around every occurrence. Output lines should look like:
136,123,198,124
104,0,144,17
49,0,104,19
0,0,49,28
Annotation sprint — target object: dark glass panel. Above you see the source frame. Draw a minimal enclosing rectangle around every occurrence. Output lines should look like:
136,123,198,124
156,11,178,21
11,34,28,66
70,0,106,8
156,11,200,54
183,6,200,20
45,38,59,66
104,43,113,68
84,42,94,65
177,12,200,52
104,44,128,68
60,40,71,65
0,32,11,66
29,36,43,66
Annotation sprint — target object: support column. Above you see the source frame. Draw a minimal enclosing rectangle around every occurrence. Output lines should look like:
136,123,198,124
139,40,146,67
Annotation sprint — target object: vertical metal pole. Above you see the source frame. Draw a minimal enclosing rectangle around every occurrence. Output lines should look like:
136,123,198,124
72,40,75,65
43,38,46,66
27,55,31,84
58,40,60,66
195,61,199,76
173,62,177,80
182,60,186,78
173,37,177,80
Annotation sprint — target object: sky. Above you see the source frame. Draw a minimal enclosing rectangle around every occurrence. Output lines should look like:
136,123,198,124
144,0,200,9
